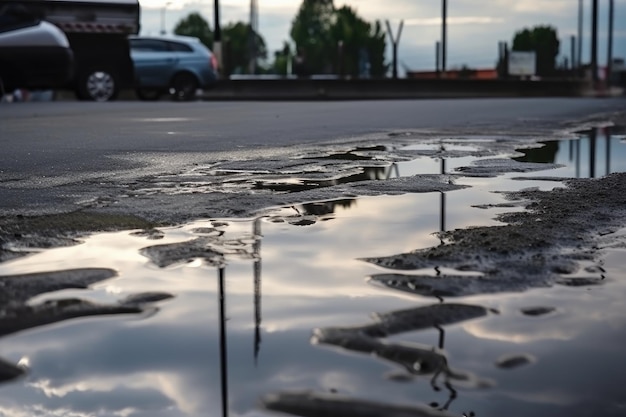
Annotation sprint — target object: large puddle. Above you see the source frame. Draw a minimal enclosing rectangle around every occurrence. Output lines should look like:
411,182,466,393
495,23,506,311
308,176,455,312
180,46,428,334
1,128,626,417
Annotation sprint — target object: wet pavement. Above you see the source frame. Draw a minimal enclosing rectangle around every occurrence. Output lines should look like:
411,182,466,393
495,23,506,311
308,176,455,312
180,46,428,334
1,122,626,417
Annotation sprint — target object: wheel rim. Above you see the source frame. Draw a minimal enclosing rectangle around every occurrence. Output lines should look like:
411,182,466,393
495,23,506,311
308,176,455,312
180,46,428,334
171,74,197,100
86,71,115,102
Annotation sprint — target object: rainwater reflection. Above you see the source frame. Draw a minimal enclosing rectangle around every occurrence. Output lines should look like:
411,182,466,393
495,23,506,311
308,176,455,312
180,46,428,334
514,126,626,178
0,129,625,416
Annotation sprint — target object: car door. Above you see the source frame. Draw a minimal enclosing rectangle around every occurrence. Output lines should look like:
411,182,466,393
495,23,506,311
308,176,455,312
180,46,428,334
130,38,177,87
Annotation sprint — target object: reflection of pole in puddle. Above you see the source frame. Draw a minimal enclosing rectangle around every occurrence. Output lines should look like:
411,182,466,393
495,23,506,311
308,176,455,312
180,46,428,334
385,162,400,180
253,218,262,365
606,129,612,176
569,139,574,161
576,138,581,178
218,266,229,417
439,147,447,242
436,150,447,302
589,129,597,178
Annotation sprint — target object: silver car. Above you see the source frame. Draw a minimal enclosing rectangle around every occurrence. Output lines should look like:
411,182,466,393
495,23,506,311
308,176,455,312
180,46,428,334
0,4,73,96
129,35,218,101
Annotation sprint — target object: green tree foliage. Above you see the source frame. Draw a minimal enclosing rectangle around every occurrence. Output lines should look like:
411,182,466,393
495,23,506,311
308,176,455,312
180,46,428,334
290,0,336,74
173,12,213,48
223,22,268,74
367,20,387,77
512,25,560,77
290,0,387,77
272,42,292,75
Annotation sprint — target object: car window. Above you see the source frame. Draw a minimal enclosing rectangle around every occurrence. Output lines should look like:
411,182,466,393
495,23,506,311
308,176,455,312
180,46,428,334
167,41,193,52
130,39,168,52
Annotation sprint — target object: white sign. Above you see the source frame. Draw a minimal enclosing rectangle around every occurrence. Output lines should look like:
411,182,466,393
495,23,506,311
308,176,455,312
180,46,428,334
509,51,536,76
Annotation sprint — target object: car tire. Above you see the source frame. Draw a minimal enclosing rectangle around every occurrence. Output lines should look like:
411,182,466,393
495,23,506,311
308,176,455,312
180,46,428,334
170,72,198,101
136,88,162,101
77,68,119,102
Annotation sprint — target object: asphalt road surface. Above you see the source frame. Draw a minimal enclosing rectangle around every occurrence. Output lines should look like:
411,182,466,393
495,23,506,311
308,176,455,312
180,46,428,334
2,98,626,417
1,97,625,221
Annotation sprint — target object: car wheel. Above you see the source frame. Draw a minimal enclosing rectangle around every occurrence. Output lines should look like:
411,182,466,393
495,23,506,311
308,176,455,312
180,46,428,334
136,88,162,101
78,69,119,101
170,72,198,101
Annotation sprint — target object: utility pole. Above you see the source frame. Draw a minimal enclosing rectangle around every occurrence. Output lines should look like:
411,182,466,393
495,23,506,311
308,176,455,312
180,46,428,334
386,20,404,79
441,0,447,75
214,0,223,76
591,0,598,84
577,0,583,70
607,0,614,87
571,35,576,72
160,2,171,35
436,41,441,76
248,0,259,74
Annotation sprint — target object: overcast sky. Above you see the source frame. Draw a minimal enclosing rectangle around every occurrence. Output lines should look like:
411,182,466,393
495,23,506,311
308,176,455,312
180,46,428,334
138,0,626,72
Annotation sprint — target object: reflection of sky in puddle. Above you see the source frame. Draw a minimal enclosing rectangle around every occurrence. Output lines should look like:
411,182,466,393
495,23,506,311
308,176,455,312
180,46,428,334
515,128,626,178
1,130,626,417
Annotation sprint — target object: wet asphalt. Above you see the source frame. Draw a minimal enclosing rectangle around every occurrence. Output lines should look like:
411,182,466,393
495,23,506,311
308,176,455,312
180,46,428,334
1,98,625,222
1,98,626,416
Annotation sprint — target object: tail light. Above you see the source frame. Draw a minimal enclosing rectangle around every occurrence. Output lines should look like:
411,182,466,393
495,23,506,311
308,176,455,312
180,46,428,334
211,54,219,71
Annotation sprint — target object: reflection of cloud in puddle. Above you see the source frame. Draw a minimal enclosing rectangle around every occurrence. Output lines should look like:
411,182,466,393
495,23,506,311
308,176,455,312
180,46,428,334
464,321,574,344
134,118,193,123
499,388,581,407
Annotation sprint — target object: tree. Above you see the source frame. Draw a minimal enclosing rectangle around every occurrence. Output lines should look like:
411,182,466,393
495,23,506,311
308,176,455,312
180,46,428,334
289,0,387,77
272,42,292,75
367,20,387,77
173,12,213,48
512,25,560,77
223,22,267,74
331,6,386,78
290,0,336,74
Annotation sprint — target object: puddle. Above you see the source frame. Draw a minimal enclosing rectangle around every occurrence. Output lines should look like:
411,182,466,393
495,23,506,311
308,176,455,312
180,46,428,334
514,126,626,178
0,129,626,416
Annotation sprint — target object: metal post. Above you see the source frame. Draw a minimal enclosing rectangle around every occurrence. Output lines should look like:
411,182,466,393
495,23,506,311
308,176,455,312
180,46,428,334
570,35,576,72
214,0,223,75
248,0,258,74
386,20,403,80
436,41,441,76
607,0,614,87
160,2,171,35
591,0,599,84
578,0,583,69
441,0,447,75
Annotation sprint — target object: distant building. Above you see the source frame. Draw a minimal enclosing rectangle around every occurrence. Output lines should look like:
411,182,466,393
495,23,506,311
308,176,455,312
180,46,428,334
406,68,499,80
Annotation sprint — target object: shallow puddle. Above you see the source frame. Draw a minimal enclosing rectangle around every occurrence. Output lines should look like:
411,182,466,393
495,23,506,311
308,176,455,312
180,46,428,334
0,129,626,417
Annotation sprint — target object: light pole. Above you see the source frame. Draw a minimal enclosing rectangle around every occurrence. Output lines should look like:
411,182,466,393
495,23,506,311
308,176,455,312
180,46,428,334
577,0,583,70
591,0,598,84
160,2,171,35
441,0,447,75
214,0,223,75
607,0,614,87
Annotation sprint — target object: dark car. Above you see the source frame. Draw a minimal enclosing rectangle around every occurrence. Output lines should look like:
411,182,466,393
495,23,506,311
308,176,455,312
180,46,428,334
129,35,218,101
0,4,73,95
